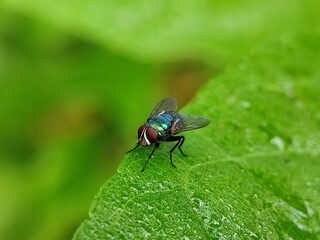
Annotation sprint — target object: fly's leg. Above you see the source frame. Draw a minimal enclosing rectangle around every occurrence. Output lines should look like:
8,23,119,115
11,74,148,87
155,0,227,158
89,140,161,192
142,142,159,172
166,136,187,168
177,136,188,157
126,142,140,154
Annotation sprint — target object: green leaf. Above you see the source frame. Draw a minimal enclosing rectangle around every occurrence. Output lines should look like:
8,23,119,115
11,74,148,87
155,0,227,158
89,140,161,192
2,0,319,63
73,33,320,239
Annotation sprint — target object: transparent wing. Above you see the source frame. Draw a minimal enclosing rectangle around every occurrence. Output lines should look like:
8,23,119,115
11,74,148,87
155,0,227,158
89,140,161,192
150,98,178,117
171,113,210,134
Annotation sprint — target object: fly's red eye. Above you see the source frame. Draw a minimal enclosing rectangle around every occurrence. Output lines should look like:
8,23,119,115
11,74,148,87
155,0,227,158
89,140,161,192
146,127,157,143
138,125,145,138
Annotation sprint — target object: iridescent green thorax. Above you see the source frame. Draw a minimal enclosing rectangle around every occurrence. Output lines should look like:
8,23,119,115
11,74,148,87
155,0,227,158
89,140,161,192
147,114,174,139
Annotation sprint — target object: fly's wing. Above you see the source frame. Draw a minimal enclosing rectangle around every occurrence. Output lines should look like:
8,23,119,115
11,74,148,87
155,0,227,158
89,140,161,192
171,113,210,134
149,98,178,118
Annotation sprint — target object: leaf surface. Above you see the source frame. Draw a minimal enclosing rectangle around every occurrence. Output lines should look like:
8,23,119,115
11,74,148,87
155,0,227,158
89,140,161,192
74,33,320,239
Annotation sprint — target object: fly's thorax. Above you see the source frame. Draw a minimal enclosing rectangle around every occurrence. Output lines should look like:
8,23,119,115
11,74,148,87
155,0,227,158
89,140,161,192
147,114,174,138
139,113,178,146
147,121,166,138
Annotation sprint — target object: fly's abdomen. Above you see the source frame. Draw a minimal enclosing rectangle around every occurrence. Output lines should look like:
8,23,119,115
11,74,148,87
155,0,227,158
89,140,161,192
148,114,173,139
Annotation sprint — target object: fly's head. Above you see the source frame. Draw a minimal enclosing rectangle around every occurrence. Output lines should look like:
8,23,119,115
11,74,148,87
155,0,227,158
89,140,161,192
138,125,157,147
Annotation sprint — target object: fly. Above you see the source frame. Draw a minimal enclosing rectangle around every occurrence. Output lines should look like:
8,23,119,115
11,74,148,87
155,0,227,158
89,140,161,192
126,98,210,172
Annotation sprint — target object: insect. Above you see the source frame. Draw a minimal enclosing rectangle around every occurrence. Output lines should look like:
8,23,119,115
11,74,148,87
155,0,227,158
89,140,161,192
126,98,210,172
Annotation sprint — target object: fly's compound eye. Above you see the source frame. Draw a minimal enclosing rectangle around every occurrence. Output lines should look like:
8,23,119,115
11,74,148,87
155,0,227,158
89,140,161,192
146,127,157,143
138,125,145,138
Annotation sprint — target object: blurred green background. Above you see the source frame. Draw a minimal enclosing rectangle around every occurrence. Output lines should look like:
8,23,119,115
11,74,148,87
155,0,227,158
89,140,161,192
0,1,319,240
